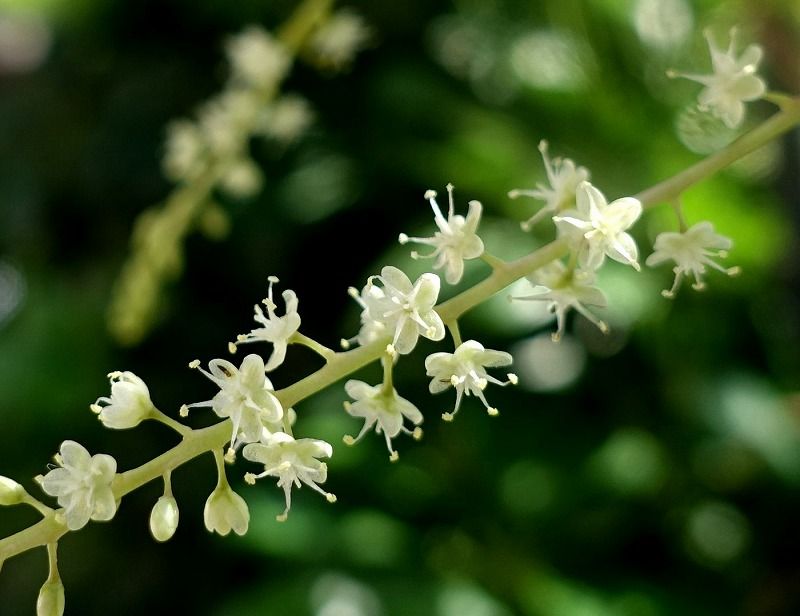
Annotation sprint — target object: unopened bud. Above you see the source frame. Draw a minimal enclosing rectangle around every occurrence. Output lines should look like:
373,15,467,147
149,495,180,543
0,476,25,506
37,575,65,616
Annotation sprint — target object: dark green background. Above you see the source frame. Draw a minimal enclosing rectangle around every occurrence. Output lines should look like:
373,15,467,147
1,0,799,614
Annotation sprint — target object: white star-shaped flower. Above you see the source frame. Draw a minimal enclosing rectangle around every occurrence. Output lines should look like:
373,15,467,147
509,140,591,230
425,340,517,421
38,440,117,531
669,28,766,128
513,261,609,341
231,276,301,371
243,432,336,522
183,354,283,453
646,221,740,298
554,181,642,271
399,184,484,284
343,380,423,461
352,266,445,355
90,371,155,430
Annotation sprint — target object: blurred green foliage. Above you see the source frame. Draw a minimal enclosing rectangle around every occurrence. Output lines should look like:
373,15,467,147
1,0,800,615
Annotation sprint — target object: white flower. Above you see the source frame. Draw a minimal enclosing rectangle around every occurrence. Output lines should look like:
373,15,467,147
257,94,314,144
162,120,205,181
231,277,301,371
646,221,740,298
355,266,445,355
343,380,423,461
219,157,263,199
669,29,766,128
425,340,517,421
308,9,371,71
90,371,155,430
225,26,291,89
150,495,180,542
342,283,391,350
204,483,249,536
183,354,283,452
243,432,335,522
399,184,485,284
512,261,608,341
38,440,117,531
509,140,591,230
554,181,642,271
197,90,260,157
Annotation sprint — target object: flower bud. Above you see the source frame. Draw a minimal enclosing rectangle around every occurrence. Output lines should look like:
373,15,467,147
0,475,25,506
37,575,65,616
92,371,155,430
149,495,180,542
203,484,249,536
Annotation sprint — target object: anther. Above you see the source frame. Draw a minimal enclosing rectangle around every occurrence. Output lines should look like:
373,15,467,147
412,427,423,441
424,189,437,200
442,412,454,422
188,359,201,369
244,473,256,485
179,405,189,418
343,435,356,446
389,451,399,463
326,493,337,503
487,407,500,417
398,233,409,244
227,342,237,354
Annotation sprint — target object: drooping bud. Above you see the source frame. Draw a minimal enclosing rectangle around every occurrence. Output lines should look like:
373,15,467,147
37,544,64,616
203,484,249,537
149,495,180,543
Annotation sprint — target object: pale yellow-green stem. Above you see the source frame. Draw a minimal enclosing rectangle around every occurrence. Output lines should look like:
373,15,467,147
2,96,798,567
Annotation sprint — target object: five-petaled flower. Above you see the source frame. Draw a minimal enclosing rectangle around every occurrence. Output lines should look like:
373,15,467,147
243,431,336,521
90,371,155,430
353,266,445,355
231,276,301,371
509,140,591,230
399,184,484,284
183,354,283,453
554,181,642,271
513,261,609,341
425,340,517,421
669,29,765,129
38,440,117,531
646,221,740,298
343,379,423,461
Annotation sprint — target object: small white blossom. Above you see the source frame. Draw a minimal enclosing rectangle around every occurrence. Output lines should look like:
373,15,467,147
90,371,155,430
554,181,642,271
257,94,314,144
308,9,371,71
341,283,390,350
343,380,423,461
399,184,484,284
353,266,445,355
197,90,260,157
512,261,608,341
232,277,301,371
225,26,291,89
669,29,766,129
219,157,263,199
646,221,740,298
243,432,335,522
149,495,179,542
204,483,249,536
509,140,591,230
425,340,517,421
38,440,117,531
162,120,205,181
183,354,283,453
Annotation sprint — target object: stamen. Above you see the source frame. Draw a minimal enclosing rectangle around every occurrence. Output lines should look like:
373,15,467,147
244,473,257,485
188,359,201,369
228,342,237,354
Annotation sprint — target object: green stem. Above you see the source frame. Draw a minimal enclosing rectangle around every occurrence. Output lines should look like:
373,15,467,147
290,331,336,361
447,320,463,347
151,408,191,437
